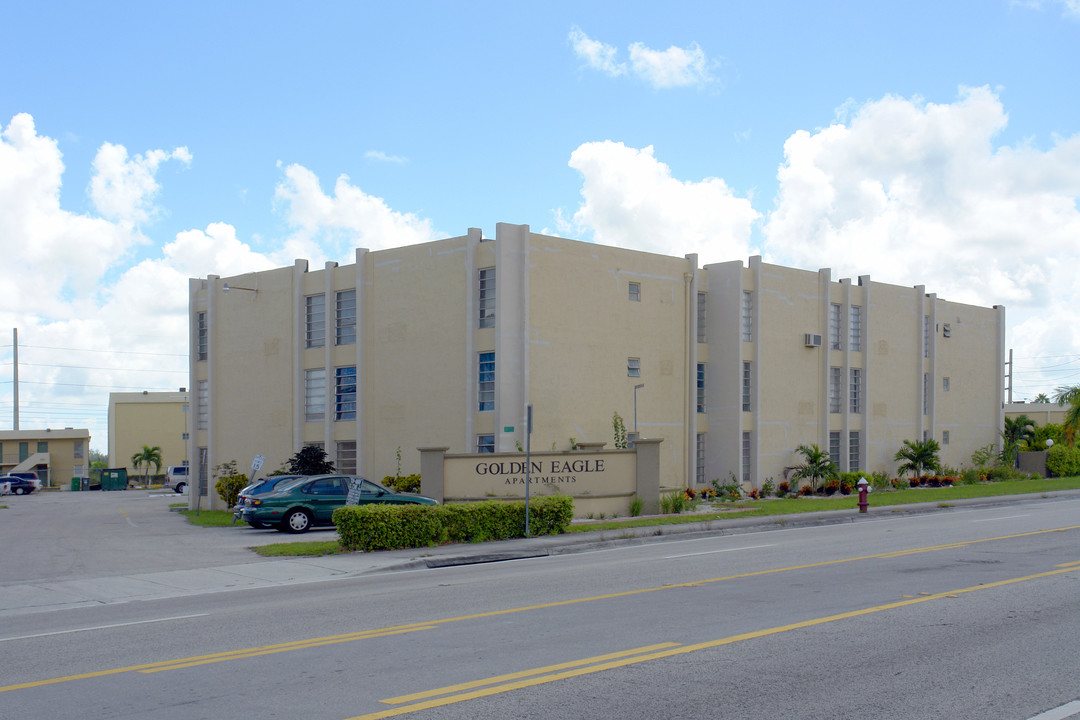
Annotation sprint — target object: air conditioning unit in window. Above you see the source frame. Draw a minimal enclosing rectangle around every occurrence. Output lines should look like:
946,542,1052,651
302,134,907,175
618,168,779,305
804,333,822,347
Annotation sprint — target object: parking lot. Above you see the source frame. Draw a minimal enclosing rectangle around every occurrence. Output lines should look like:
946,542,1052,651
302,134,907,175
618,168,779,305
0,489,330,586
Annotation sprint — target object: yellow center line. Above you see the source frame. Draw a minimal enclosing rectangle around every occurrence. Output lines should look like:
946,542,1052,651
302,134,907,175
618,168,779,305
3,523,1077,695
348,564,1080,720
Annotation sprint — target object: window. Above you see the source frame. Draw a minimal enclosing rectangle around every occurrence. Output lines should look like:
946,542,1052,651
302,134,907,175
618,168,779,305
742,362,752,412
850,368,862,414
697,292,706,343
829,303,842,350
697,363,707,414
37,441,48,453
628,282,640,302
829,367,842,414
197,312,207,361
197,380,208,430
336,290,356,345
335,366,357,421
627,357,641,377
943,377,950,392
923,372,929,415
18,442,28,461
849,431,861,472
336,442,356,474
479,268,495,328
477,434,495,454
306,294,326,349
478,352,495,411
850,306,862,352
198,447,208,496
924,315,931,358
73,440,84,460
305,369,326,422
829,431,841,468
696,434,706,485
741,291,753,342
942,430,950,446
741,432,752,485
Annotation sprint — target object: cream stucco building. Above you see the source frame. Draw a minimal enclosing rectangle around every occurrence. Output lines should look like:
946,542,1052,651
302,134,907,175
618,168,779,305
108,391,190,476
0,428,91,487
187,223,1005,510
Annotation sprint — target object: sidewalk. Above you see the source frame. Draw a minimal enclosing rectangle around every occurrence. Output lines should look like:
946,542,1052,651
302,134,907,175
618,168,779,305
3,490,1076,618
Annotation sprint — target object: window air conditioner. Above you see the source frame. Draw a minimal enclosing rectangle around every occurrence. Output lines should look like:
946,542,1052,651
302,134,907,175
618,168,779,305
804,333,822,347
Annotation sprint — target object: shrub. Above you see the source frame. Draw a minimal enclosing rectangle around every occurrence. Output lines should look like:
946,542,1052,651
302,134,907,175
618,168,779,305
214,472,249,508
660,490,689,514
629,494,644,517
1047,444,1080,478
748,488,760,500
776,481,790,497
797,484,814,496
891,478,905,489
760,478,776,497
960,468,981,485
823,480,840,496
382,473,421,493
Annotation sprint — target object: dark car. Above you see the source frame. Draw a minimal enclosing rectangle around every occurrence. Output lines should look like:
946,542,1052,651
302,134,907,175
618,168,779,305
0,475,37,495
240,474,437,533
233,475,305,527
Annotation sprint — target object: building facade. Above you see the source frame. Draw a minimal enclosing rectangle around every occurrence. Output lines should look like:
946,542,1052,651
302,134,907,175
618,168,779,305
0,428,91,487
188,223,1005,510
108,391,190,476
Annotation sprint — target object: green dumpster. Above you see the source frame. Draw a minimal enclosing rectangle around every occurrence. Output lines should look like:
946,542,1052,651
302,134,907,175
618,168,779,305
101,468,128,491
71,477,81,492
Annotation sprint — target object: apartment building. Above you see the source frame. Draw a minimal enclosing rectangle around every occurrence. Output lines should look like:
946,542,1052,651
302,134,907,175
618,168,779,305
0,428,91,487
108,390,189,476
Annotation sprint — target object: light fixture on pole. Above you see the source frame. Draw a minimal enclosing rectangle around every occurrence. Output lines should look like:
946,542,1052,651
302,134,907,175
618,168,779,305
222,282,257,295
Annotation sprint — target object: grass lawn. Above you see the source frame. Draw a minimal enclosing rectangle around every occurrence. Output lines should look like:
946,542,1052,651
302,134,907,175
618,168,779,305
180,476,1080,556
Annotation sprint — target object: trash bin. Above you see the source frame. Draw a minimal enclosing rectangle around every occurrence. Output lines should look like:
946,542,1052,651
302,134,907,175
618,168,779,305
81,478,90,491
71,477,81,492
101,468,128,491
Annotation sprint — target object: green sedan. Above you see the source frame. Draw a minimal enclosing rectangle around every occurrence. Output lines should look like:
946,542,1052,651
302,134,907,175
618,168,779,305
240,474,437,533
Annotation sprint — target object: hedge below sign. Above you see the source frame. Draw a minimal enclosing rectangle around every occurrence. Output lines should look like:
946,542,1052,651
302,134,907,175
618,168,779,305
333,496,574,552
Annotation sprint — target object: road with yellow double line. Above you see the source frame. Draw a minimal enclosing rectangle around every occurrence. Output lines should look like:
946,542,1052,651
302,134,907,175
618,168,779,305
2,496,1079,719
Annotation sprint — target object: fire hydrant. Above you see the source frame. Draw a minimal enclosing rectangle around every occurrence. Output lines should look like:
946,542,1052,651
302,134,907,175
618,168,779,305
857,477,871,513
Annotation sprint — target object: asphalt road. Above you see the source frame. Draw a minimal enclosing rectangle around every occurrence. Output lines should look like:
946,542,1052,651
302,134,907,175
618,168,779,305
1,489,1078,719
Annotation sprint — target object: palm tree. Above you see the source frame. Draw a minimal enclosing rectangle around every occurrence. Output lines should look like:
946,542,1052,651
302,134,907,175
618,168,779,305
791,444,837,492
894,438,941,479
1054,384,1080,446
1033,393,1051,403
130,445,163,487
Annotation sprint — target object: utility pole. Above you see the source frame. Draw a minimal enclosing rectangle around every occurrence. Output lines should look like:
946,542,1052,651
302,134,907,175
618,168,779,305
12,328,18,430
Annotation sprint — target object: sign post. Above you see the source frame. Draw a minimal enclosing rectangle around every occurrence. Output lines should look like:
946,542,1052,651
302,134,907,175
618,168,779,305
524,404,532,537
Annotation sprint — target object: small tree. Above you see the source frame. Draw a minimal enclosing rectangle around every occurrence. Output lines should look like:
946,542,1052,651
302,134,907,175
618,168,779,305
791,444,837,492
287,445,336,475
130,445,163,487
894,438,941,478
1054,384,1080,447
613,412,627,449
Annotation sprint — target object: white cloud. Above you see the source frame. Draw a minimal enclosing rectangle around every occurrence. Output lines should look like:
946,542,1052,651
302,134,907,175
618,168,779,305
274,163,439,255
365,150,408,164
566,140,760,260
568,27,713,88
628,40,712,88
89,142,191,226
569,26,626,77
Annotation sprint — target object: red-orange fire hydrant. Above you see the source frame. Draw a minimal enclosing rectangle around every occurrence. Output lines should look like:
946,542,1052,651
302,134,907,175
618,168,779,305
857,477,870,513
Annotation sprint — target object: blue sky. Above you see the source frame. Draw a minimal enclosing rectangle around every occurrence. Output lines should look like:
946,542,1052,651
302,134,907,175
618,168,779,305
2,1,1079,451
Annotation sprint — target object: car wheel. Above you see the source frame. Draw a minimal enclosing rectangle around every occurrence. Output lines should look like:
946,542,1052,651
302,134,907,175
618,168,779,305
174,483,186,494
247,521,274,529
13,487,25,495
283,509,312,534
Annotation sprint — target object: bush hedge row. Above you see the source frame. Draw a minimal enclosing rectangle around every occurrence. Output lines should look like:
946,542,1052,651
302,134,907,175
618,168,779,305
333,495,575,552
1047,444,1080,478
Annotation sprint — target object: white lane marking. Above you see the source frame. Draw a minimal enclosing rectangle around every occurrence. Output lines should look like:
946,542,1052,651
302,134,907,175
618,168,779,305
664,544,775,559
970,514,1030,522
1025,700,1080,720
0,613,209,642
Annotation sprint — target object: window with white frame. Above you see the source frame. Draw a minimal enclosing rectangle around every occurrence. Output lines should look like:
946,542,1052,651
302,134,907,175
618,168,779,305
306,294,326,349
335,366,356,421
849,431,861,472
829,367,842,413
627,357,641,377
197,380,208,430
923,372,929,415
697,292,706,343
336,441,356,474
197,312,207,361
305,369,326,422
850,305,862,352
696,434,706,485
829,431,841,468
943,377,950,392
924,315,931,358
942,430,950,445
479,268,495,328
850,368,862,414
73,440,84,459
829,303,842,350
741,291,753,342
742,362,752,412
336,290,356,345
198,447,208,496
478,352,495,411
697,363,706,414
477,434,495,453
629,282,641,302
742,432,752,484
